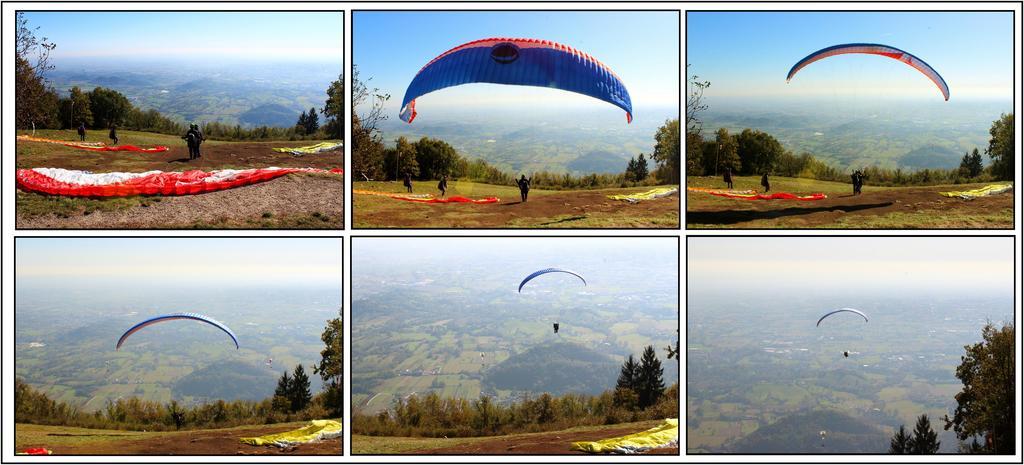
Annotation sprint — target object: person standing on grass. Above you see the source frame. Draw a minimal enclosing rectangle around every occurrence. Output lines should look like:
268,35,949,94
77,122,86,142
193,123,205,159
109,125,119,146
724,167,733,189
516,175,531,202
437,175,448,198
403,172,413,193
183,124,198,160
761,173,770,193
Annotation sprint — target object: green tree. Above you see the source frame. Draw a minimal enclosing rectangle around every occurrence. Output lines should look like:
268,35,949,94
625,157,638,182
652,118,680,184
313,316,343,417
384,136,419,180
635,153,649,181
636,346,665,409
15,13,59,130
414,137,461,180
305,106,320,134
986,113,1013,180
322,73,344,140
736,129,784,175
889,424,911,454
296,109,309,135
289,365,312,412
944,322,1014,454
62,86,93,128
88,87,131,129
352,66,389,180
616,355,639,392
715,128,741,175
910,414,940,454
273,371,292,413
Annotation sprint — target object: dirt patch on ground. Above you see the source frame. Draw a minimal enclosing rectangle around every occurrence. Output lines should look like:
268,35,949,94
409,425,677,455
687,186,1014,228
19,424,340,455
355,189,680,228
17,174,343,229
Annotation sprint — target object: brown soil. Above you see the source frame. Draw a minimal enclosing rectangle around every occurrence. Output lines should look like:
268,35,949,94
20,424,340,456
17,174,343,229
686,186,1014,228
355,189,680,228
410,425,677,455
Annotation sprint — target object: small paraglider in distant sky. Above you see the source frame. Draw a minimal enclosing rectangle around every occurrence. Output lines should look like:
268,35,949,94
266,357,273,367
817,308,868,359
820,430,827,448
518,268,587,334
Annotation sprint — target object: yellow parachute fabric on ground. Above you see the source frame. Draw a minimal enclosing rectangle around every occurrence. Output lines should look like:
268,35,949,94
939,184,1012,199
608,187,679,202
17,134,105,148
272,141,344,155
239,420,342,447
570,419,678,454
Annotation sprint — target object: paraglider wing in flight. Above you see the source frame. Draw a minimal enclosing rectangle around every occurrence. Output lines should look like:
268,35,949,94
816,308,869,327
786,43,950,101
116,312,239,350
400,37,633,123
518,268,587,293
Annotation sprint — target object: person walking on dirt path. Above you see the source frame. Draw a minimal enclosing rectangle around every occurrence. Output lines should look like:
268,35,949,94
108,125,119,146
437,175,448,198
77,122,86,142
724,167,733,189
403,172,413,193
761,173,770,193
516,175,531,202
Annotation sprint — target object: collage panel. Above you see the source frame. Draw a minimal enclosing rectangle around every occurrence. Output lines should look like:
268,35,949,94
684,10,1016,229
686,236,1016,455
351,10,682,229
350,236,680,455
12,237,343,456
13,10,345,230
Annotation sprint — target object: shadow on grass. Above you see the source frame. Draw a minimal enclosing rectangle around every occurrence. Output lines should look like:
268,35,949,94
687,202,894,226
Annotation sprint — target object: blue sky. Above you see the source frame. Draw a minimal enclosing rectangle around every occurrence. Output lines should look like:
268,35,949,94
17,238,343,288
22,12,343,64
687,12,1013,101
354,11,679,117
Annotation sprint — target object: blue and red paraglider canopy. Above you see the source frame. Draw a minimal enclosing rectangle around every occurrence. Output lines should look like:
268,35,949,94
787,43,950,101
116,312,239,350
400,37,633,123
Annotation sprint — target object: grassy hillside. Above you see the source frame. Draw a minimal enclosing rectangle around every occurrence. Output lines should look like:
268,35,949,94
353,180,680,228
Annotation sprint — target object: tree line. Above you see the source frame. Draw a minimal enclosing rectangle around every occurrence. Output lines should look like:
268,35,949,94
14,13,344,142
352,67,680,188
14,316,342,432
352,345,677,438
685,66,1015,185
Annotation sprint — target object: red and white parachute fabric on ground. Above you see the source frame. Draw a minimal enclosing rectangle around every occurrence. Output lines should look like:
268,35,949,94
16,167,343,197
687,187,826,201
17,135,170,153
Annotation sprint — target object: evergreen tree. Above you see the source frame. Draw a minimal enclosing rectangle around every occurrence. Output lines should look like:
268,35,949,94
635,153,649,180
968,148,984,177
910,414,940,454
636,345,665,409
625,157,638,182
889,424,911,453
305,106,320,133
297,109,309,134
289,365,312,412
616,355,639,391
273,371,292,412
